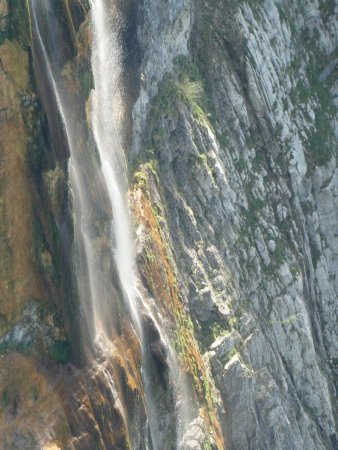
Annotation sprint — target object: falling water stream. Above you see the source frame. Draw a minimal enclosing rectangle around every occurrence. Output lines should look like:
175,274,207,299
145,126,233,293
89,0,142,340
89,1,162,446
30,0,193,448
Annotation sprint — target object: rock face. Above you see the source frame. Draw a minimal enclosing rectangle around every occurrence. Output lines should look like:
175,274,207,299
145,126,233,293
0,0,337,449
0,2,146,449
131,0,338,449
0,1,77,447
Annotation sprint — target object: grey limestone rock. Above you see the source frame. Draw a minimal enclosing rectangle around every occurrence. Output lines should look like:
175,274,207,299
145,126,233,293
133,0,338,448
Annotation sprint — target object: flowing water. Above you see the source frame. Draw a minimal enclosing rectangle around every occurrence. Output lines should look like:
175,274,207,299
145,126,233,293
30,0,194,447
89,0,142,340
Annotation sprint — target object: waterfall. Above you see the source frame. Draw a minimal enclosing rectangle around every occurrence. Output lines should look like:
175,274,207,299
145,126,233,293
30,0,194,447
89,2,162,446
89,0,142,338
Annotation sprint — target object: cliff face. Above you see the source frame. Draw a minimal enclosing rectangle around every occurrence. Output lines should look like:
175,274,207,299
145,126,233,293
0,2,145,449
0,1,72,446
0,0,337,449
131,0,338,449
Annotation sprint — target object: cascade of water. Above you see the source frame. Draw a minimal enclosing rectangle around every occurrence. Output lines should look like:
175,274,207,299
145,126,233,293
30,0,124,349
89,0,141,333
89,2,165,447
30,0,195,447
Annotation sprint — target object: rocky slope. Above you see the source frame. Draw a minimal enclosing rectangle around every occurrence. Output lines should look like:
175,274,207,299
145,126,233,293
0,0,337,449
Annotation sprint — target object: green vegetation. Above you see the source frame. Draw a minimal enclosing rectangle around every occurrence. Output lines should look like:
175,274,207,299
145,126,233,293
203,437,214,450
0,225,13,283
242,202,262,229
50,214,62,281
236,157,247,173
303,47,337,166
1,387,20,416
290,263,301,278
269,314,303,327
148,77,179,127
0,335,70,365
211,322,227,340
310,241,321,268
302,200,314,215
228,315,239,329
145,56,215,155
1,389,11,408
0,339,31,356
292,80,311,104
178,79,207,124
47,339,71,364
32,214,51,277
306,113,335,166
243,1,338,169
26,113,51,180
319,0,336,23
6,0,31,46
273,238,286,266
227,347,239,362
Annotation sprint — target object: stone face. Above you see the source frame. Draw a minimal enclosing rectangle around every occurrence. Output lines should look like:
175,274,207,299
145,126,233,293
131,0,338,449
179,416,206,450
0,0,7,31
132,0,193,154
0,0,7,17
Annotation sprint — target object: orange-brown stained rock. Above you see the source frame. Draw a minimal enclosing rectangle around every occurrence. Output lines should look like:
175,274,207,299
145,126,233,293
0,37,70,450
131,165,224,449
0,319,145,449
0,41,46,328
0,353,70,447
0,0,8,18
57,320,145,450
0,343,144,449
